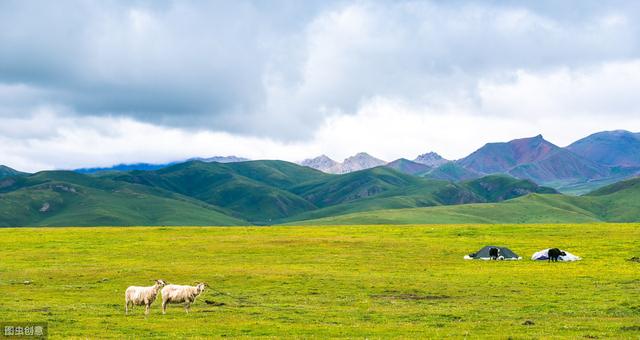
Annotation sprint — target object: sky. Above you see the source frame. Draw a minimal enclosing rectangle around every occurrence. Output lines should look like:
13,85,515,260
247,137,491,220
2,0,640,172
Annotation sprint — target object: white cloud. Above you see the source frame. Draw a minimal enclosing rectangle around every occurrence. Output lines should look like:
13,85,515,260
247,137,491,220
2,1,640,171
5,59,640,172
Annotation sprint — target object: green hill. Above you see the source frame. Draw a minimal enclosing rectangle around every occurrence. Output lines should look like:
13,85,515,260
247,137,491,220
280,171,557,223
1,160,585,226
290,166,429,207
385,158,431,175
285,176,640,225
460,174,557,201
226,160,330,189
281,178,475,223
0,165,27,179
586,176,640,196
284,194,602,225
0,171,246,227
583,176,640,222
106,161,321,223
424,162,480,181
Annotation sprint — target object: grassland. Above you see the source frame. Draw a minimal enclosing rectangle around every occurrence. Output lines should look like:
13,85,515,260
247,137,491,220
1,224,639,338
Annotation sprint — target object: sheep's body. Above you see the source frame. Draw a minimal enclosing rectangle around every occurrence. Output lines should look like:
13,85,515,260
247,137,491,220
125,280,166,315
161,283,206,314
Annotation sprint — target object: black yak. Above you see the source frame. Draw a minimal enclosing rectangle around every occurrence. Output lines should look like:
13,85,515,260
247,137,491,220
548,248,566,262
489,247,500,260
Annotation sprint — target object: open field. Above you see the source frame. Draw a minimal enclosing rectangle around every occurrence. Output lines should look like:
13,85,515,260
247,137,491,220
1,224,639,338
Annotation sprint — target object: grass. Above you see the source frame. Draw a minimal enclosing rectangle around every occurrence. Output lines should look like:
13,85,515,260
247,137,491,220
1,224,639,338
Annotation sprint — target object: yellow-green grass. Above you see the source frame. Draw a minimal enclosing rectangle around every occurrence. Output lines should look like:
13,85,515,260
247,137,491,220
1,224,639,338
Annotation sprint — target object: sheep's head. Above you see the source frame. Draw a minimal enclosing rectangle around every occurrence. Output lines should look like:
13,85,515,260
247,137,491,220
155,279,167,287
196,282,207,294
560,251,567,256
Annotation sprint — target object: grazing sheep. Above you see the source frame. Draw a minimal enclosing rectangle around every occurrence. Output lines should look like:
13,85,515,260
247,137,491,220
548,248,566,262
489,247,501,260
161,283,207,314
125,279,167,315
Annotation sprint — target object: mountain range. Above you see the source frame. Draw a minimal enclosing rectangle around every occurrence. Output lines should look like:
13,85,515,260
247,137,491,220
298,131,640,194
0,159,558,226
64,130,640,195
1,130,640,227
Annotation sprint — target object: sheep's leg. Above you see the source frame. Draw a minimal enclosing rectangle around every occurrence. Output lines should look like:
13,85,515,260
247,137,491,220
125,300,129,315
162,300,167,315
184,303,190,313
145,303,150,315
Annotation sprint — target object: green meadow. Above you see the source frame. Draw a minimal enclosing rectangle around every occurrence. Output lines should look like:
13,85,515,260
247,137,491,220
1,224,639,338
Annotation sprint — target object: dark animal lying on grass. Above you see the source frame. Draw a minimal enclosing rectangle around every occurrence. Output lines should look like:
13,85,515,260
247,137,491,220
489,247,500,260
547,248,566,262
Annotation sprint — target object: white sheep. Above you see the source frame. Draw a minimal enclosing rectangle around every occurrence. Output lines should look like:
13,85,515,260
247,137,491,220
161,282,207,314
125,279,167,315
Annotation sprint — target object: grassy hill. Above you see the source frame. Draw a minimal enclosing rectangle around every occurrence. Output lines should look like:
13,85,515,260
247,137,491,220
385,158,430,175
424,162,480,181
460,174,557,201
0,165,27,179
290,167,430,207
2,159,638,227
284,194,601,225
107,161,325,223
280,173,557,223
0,171,246,227
286,176,640,225
281,178,474,223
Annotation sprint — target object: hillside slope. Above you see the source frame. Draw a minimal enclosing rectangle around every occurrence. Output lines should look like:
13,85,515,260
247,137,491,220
567,130,640,167
282,172,557,223
284,194,600,225
0,165,27,179
0,171,246,227
424,162,480,181
107,161,324,223
385,158,430,175
286,176,640,225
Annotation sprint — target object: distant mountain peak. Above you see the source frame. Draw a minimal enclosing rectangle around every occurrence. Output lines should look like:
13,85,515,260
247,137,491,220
567,129,640,167
511,134,549,145
459,134,609,184
301,152,386,174
343,152,381,161
300,155,339,172
414,152,449,167
352,152,373,157
337,153,386,174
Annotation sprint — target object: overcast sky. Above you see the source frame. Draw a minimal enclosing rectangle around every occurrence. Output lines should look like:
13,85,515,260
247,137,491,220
2,0,640,171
